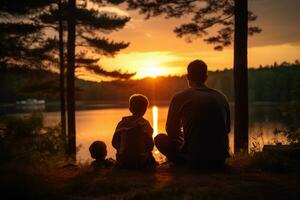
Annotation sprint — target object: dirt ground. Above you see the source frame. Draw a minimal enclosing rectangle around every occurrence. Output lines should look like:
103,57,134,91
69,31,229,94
2,162,299,200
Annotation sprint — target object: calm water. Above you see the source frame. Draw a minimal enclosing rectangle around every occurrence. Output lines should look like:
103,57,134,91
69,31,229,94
41,105,287,162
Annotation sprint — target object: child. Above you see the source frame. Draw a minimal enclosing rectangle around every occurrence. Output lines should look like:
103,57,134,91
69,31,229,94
112,94,156,169
89,141,115,169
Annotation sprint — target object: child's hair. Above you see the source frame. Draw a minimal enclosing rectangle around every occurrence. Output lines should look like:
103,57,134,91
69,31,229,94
89,141,107,160
129,94,149,116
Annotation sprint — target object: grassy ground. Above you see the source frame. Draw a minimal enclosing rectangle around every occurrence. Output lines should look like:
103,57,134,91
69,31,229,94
1,158,300,200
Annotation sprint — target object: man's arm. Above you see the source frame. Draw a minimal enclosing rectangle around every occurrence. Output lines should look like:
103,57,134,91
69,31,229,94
143,121,154,151
225,101,231,134
166,96,183,142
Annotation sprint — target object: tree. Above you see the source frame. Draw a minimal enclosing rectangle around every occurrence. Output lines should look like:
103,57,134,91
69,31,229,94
64,0,134,157
1,0,134,158
55,0,67,153
66,0,76,157
126,0,261,153
233,0,248,153
0,0,56,69
0,0,70,153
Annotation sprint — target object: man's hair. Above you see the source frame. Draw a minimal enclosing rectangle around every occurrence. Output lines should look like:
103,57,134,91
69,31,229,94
187,59,208,82
129,94,149,115
89,141,107,160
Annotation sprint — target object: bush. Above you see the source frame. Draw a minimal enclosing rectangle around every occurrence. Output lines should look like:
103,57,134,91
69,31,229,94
4,112,43,137
0,112,66,165
275,82,300,144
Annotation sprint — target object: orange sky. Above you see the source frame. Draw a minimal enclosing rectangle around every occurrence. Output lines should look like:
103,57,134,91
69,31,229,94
78,0,300,81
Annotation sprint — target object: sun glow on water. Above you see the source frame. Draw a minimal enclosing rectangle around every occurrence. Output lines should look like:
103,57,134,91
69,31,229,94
152,106,158,137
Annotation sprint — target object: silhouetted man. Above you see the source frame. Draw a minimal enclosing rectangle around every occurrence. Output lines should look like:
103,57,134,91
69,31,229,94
155,60,231,168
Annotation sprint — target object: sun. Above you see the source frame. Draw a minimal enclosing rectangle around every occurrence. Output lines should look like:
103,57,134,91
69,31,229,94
144,67,163,78
139,61,168,78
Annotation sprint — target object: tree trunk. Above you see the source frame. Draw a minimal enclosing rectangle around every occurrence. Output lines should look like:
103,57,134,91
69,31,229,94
58,0,67,154
234,0,249,153
67,0,76,158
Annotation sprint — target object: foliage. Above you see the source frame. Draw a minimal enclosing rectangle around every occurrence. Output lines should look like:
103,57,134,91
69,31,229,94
4,112,43,137
0,1,56,69
274,82,300,144
0,0,134,79
37,0,135,79
0,113,66,165
126,0,261,50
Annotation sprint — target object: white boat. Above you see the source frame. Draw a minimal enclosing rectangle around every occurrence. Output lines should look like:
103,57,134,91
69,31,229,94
16,99,45,105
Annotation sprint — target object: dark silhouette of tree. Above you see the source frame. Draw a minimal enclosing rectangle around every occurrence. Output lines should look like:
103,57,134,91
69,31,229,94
126,0,261,50
58,0,67,152
0,0,56,69
67,0,76,158
1,0,134,158
126,0,261,153
233,0,248,153
0,0,70,154
63,0,134,157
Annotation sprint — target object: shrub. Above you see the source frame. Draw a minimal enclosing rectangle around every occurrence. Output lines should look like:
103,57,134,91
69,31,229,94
0,112,66,165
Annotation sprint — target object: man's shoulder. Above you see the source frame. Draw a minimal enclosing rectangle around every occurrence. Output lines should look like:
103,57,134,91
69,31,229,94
172,88,194,100
209,87,227,96
207,88,229,103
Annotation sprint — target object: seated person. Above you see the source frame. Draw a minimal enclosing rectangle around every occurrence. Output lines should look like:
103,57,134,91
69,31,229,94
89,141,115,169
112,94,156,169
155,60,230,169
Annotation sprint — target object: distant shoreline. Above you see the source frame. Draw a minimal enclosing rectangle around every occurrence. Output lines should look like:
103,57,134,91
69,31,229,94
0,101,289,116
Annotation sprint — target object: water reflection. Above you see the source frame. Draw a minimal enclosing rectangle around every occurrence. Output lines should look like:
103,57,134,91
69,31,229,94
42,105,287,162
152,106,158,137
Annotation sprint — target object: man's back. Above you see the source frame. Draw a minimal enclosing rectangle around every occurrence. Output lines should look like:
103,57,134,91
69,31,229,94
166,84,231,161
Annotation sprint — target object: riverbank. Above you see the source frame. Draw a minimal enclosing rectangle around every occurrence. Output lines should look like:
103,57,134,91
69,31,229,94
1,157,300,200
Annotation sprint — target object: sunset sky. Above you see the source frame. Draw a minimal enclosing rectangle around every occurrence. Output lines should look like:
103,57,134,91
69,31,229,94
80,0,300,80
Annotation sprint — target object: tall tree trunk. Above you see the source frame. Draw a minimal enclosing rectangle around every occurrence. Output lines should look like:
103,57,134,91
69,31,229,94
234,0,249,153
58,0,67,154
67,0,76,158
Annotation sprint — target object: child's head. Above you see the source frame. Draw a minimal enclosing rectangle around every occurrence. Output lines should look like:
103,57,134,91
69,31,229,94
129,94,149,116
89,141,107,161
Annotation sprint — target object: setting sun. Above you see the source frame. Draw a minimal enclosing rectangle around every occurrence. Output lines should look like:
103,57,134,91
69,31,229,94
100,51,185,79
140,67,165,78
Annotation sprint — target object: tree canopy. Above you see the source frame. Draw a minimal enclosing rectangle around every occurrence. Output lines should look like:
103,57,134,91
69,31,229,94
126,0,261,50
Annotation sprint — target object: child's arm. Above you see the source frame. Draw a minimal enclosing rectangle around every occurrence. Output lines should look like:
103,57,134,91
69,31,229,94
112,121,126,149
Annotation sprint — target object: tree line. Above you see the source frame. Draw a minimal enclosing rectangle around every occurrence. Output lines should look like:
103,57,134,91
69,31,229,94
1,61,299,104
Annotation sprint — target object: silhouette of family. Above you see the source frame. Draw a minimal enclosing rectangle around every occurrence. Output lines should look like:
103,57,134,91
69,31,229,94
89,60,230,170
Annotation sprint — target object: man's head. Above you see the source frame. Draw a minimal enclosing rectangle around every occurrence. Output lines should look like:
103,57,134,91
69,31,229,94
129,94,149,116
187,60,208,85
89,141,107,161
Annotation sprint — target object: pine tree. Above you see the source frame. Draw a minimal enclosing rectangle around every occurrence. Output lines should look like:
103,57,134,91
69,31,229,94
63,0,134,157
1,0,134,158
58,0,67,152
0,0,56,69
233,0,248,153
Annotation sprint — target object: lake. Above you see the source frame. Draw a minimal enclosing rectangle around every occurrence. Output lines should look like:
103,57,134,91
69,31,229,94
40,104,288,162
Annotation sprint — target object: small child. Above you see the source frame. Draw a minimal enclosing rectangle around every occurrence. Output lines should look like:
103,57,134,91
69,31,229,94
89,141,115,169
112,94,156,169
